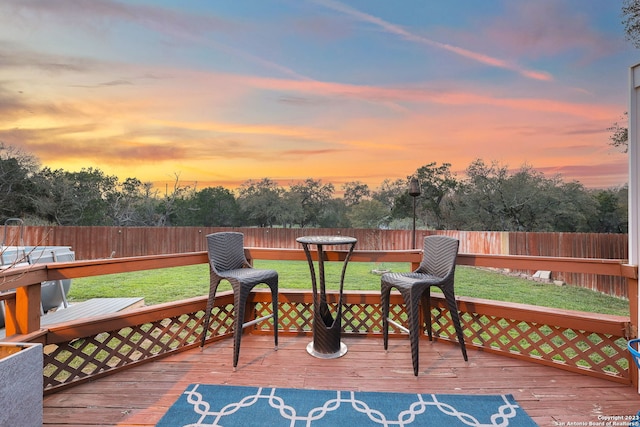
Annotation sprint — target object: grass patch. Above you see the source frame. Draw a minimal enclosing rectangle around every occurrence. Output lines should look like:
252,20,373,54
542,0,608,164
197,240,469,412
67,260,630,316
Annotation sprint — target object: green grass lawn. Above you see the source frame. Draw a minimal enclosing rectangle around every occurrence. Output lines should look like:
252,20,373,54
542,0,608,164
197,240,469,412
67,260,630,316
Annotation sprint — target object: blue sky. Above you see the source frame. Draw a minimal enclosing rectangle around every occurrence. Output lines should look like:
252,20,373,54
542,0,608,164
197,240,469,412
0,0,637,190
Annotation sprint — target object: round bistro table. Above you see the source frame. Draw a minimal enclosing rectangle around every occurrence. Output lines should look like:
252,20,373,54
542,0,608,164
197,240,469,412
296,235,357,359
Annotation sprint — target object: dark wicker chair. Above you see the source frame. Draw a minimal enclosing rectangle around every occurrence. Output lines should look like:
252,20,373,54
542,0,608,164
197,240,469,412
199,232,279,369
381,235,468,376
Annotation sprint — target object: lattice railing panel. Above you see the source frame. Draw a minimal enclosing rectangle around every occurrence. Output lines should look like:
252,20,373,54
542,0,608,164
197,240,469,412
342,303,382,332
255,296,630,382
403,304,629,381
277,302,314,332
42,291,631,393
44,304,234,391
252,302,282,331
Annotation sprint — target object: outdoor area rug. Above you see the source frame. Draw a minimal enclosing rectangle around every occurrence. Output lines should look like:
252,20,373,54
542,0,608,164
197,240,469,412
155,384,538,426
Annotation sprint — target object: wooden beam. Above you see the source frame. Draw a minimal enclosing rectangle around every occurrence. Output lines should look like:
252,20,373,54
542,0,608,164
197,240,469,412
46,252,209,280
629,277,639,388
4,283,41,335
0,264,48,293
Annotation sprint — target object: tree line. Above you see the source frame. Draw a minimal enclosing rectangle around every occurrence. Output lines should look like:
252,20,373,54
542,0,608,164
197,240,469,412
0,143,627,233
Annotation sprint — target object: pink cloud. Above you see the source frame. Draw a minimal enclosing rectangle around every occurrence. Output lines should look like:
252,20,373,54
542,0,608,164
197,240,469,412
3,0,237,38
483,1,621,62
241,74,616,120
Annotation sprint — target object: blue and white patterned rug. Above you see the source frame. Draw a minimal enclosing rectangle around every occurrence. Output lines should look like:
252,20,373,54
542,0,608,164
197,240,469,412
156,384,538,426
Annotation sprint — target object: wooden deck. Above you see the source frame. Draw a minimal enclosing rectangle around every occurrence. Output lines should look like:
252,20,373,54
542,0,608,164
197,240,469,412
42,333,640,427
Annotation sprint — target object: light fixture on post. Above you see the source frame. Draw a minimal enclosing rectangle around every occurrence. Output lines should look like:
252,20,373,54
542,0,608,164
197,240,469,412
408,177,421,249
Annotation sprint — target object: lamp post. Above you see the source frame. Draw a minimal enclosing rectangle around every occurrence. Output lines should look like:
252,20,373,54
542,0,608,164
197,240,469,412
408,177,421,249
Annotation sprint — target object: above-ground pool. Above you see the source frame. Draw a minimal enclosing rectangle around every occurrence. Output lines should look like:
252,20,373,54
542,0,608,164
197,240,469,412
0,245,75,328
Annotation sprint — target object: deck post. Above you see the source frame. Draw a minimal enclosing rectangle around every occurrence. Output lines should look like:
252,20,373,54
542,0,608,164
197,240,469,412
4,283,41,336
629,63,640,392
630,277,639,388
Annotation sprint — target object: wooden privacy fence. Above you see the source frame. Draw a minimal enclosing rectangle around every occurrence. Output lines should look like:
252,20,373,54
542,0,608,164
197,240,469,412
2,225,630,297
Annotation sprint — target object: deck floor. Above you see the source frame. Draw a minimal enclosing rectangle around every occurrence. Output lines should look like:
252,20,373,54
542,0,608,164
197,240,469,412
43,334,640,426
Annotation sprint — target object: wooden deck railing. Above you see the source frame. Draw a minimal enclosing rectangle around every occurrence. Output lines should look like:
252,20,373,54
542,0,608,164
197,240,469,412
0,248,637,394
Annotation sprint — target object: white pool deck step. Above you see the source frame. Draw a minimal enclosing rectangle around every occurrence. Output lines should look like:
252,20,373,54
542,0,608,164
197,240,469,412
1,297,145,339
41,297,145,325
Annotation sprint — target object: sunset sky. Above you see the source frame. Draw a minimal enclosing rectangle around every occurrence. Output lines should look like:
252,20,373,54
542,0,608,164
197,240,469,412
0,1,637,192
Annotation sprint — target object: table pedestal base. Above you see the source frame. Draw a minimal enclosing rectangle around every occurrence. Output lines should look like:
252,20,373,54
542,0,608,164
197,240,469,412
306,341,348,359
296,235,357,361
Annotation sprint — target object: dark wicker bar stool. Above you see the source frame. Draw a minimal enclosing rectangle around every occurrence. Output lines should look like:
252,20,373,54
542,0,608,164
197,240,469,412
199,232,279,370
381,235,468,376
